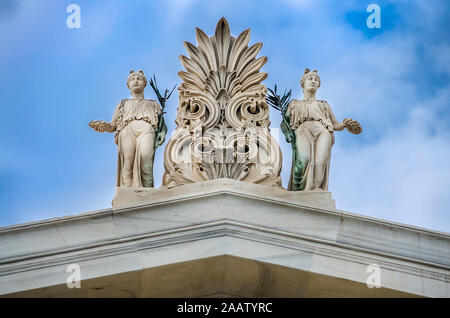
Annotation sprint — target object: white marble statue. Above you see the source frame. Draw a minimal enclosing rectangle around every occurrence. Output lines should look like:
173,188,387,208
89,70,167,188
282,69,362,191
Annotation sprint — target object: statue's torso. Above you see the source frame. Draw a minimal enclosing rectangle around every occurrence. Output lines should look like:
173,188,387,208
116,99,159,134
289,99,334,133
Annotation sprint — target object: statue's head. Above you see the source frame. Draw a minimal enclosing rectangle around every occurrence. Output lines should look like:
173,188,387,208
127,70,147,93
300,68,320,93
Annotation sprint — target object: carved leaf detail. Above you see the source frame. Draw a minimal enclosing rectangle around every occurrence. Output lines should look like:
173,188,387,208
236,43,263,78
229,29,250,71
163,18,282,188
214,17,231,68
195,27,216,72
239,57,268,83
183,41,209,79
179,55,206,87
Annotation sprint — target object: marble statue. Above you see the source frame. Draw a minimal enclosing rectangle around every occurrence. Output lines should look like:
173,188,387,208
89,70,167,188
162,17,282,188
282,69,362,191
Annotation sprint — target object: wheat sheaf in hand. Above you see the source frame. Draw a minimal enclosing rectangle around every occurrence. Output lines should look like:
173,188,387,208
343,118,362,135
89,120,113,133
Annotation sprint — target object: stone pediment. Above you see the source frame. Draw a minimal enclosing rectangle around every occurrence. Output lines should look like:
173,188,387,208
0,179,448,297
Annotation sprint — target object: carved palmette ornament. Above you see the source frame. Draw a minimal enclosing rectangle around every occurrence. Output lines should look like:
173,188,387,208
162,18,282,188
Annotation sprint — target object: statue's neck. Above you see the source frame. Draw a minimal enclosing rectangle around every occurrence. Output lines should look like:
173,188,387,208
303,91,316,101
130,92,145,100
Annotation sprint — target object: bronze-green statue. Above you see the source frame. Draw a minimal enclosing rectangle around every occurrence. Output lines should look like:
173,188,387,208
269,68,362,191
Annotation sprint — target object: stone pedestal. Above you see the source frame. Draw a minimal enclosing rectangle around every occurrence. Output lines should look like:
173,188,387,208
0,180,449,297
112,178,336,210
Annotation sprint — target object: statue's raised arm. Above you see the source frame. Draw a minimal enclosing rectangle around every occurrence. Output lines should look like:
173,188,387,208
89,99,123,133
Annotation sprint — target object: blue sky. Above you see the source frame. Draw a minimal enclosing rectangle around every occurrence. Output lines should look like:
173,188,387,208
0,0,449,232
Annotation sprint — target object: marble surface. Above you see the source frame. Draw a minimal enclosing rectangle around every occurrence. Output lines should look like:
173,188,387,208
112,178,336,209
163,18,283,188
0,179,448,297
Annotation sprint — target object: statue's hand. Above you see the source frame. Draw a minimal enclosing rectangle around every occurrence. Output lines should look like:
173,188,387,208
285,134,293,143
283,130,295,143
343,118,362,135
89,120,114,133
156,133,166,146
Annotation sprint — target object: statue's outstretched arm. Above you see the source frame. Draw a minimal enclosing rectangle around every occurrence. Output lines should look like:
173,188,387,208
89,101,121,133
327,103,345,131
327,103,362,134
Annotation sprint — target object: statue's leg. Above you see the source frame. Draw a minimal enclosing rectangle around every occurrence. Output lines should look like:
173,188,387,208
138,132,156,187
313,130,332,190
293,130,311,191
119,129,136,187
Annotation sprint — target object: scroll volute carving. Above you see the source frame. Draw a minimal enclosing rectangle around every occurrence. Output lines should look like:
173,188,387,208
163,17,282,188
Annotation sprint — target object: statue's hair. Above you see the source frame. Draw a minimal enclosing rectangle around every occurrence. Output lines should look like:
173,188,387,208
127,70,147,89
300,68,320,88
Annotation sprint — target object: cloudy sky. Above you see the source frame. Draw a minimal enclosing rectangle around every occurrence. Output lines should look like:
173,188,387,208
0,0,449,232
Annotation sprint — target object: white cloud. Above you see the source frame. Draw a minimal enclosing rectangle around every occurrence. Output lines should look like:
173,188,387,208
163,0,199,27
259,0,450,232
330,104,450,232
428,43,450,76
0,0,55,63
280,0,323,9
